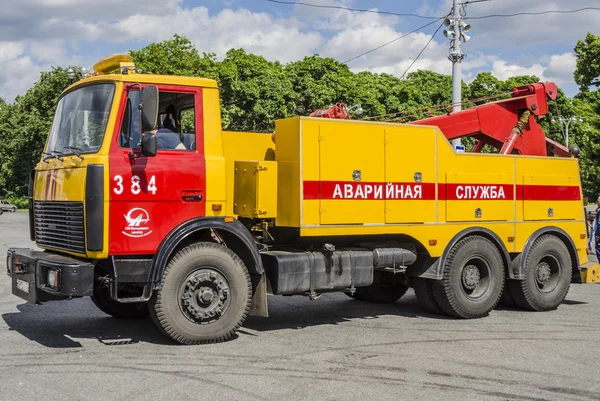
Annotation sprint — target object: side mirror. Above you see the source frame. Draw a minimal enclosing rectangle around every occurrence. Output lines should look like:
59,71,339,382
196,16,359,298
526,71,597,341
140,132,157,157
141,85,158,132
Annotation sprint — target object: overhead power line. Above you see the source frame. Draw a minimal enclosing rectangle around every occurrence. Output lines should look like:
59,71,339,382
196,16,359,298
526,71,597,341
342,17,445,64
466,7,600,20
400,20,445,80
265,0,441,19
461,0,495,4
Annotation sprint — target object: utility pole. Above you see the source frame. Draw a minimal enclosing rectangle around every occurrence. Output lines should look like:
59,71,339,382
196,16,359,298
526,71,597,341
444,0,470,150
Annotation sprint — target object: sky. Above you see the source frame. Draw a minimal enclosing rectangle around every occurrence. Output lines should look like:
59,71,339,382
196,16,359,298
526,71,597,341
0,0,597,103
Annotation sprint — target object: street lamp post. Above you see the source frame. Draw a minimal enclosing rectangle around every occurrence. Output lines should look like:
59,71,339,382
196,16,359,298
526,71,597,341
553,116,583,147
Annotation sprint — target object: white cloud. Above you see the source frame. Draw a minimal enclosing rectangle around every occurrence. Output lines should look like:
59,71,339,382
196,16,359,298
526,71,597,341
0,43,44,102
114,7,322,63
491,60,546,81
545,53,576,84
0,1,588,101
432,0,598,50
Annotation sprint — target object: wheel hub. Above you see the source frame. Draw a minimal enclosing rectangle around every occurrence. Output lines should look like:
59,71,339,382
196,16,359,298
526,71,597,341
180,270,229,324
536,262,552,286
462,264,481,290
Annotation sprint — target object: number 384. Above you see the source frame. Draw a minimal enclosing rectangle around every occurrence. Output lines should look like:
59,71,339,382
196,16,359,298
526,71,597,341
113,175,157,195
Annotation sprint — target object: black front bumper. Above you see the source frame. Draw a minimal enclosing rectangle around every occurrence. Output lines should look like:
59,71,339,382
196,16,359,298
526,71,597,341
6,248,94,303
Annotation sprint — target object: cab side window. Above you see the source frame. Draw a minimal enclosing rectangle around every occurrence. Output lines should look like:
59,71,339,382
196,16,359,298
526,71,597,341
155,91,196,151
118,90,140,148
118,89,196,152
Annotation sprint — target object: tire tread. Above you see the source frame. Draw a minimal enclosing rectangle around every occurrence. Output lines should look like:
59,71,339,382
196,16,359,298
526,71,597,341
433,236,505,319
150,242,252,345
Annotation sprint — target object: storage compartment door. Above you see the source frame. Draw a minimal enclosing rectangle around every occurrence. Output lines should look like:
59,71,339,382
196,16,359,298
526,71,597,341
318,122,385,225
446,172,515,222
384,127,436,223
522,174,581,221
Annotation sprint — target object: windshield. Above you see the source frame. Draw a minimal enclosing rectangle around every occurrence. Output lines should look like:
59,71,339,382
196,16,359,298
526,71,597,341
45,83,115,157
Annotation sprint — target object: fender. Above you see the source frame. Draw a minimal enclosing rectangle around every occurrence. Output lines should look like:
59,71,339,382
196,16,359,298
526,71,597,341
417,227,513,280
516,226,581,283
151,217,264,285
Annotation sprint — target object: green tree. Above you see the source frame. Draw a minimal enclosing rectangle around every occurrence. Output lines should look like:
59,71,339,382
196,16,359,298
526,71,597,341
285,55,354,116
129,34,219,79
0,67,75,198
218,48,297,132
574,33,600,92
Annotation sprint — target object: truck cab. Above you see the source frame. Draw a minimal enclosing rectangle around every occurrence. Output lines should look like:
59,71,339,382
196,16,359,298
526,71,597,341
6,54,597,344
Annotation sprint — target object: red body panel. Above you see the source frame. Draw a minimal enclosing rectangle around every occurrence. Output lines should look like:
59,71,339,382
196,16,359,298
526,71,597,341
108,84,206,255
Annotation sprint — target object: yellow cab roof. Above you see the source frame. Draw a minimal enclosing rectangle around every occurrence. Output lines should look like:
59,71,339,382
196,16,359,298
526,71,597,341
62,73,218,96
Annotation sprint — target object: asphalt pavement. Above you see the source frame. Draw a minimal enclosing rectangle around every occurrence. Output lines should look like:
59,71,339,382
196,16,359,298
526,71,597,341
1,211,600,401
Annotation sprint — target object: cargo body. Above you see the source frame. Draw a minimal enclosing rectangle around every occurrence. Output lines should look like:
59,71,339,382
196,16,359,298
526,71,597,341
5,54,595,345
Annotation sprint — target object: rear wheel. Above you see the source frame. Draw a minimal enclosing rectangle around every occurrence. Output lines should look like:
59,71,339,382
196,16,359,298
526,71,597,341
91,287,149,319
351,272,409,304
508,235,571,311
10,207,16,212
149,242,252,344
433,236,505,319
413,277,443,314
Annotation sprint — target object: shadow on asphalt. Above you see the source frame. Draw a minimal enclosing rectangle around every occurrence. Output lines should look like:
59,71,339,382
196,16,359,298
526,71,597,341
243,294,451,333
2,301,173,348
1,294,450,348
2,292,589,348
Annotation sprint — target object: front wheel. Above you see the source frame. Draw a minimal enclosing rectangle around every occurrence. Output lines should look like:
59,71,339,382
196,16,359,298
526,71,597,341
10,207,16,212
433,236,505,319
149,242,252,345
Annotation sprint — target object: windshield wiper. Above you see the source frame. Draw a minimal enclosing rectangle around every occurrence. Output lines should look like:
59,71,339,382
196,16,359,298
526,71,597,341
66,146,84,160
42,150,64,161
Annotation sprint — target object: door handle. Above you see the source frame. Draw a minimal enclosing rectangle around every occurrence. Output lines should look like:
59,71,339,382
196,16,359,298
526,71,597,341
182,194,203,202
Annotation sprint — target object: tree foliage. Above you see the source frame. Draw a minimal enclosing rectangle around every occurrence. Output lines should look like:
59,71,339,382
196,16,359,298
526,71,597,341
2,33,600,201
0,67,77,198
575,33,600,92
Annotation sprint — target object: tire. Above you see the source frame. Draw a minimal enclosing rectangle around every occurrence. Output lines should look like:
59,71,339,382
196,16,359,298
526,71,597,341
351,272,409,304
10,207,16,212
433,236,505,319
498,284,519,309
413,277,443,314
149,242,252,344
91,287,149,319
508,235,571,311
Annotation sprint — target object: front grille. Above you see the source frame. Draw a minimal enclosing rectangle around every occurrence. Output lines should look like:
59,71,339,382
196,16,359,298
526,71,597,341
34,201,85,254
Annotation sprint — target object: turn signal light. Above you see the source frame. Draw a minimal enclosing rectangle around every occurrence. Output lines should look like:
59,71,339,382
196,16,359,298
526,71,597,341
429,239,437,246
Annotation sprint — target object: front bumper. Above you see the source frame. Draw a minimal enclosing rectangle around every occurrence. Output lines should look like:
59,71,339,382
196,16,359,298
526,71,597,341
6,248,94,303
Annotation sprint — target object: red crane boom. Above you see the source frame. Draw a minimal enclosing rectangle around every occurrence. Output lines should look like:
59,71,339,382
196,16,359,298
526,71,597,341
409,82,571,157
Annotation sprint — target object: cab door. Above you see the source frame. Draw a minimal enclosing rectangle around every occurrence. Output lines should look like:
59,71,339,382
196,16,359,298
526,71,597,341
108,84,206,255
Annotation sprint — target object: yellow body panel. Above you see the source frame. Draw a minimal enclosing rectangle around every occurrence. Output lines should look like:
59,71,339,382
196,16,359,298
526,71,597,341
203,88,228,217
234,161,278,218
318,120,385,225
273,117,588,260
33,83,123,259
445,172,514,222
221,130,275,217
384,126,437,224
